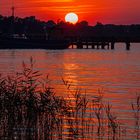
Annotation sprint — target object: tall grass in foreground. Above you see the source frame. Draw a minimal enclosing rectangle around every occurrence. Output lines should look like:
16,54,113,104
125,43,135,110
0,60,139,140
132,94,140,140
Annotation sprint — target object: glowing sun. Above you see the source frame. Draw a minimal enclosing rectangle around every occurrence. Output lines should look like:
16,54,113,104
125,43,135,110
65,12,78,24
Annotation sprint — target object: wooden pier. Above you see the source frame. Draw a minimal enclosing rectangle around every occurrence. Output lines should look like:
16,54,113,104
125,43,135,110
68,37,140,50
0,36,139,50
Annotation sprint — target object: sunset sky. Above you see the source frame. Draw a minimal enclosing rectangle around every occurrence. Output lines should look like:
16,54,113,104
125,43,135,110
1,0,140,25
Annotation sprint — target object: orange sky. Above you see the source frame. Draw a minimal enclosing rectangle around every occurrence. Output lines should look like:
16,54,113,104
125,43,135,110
1,0,140,25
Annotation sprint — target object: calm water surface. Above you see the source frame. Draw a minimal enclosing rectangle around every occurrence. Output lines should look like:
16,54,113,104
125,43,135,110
0,43,140,139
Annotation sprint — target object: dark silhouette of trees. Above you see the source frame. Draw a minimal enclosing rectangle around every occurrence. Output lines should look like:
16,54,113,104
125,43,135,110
0,15,140,40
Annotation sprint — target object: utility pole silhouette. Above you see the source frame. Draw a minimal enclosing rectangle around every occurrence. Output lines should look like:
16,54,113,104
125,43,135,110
11,0,15,17
10,0,15,35
11,6,15,17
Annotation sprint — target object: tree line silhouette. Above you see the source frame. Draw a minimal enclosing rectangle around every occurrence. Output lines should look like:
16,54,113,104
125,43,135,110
0,15,140,40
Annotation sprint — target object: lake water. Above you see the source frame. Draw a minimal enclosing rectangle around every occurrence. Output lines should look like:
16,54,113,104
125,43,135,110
0,43,140,139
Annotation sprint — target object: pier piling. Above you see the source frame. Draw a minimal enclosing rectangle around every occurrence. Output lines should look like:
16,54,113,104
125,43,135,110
126,42,130,50
111,42,115,50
